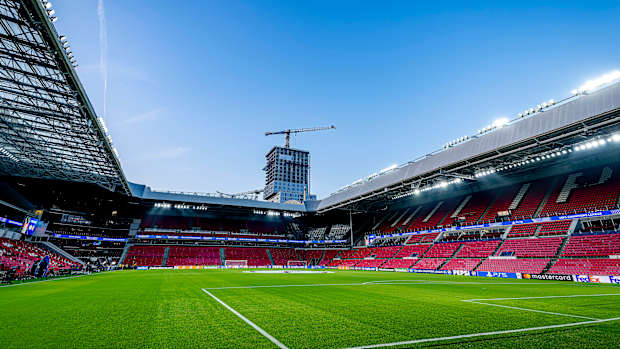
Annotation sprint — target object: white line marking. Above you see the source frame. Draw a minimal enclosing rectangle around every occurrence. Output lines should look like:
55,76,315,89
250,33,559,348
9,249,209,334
343,317,620,348
462,300,599,320
201,288,289,349
202,284,620,348
465,294,620,301
0,271,116,288
461,294,620,321
203,280,577,290
0,274,87,288
204,283,364,290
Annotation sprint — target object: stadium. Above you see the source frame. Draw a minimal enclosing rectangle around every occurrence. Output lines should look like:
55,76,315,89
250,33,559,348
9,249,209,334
1,1,620,348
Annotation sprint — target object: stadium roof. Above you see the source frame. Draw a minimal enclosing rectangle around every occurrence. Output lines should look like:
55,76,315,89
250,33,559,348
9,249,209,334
0,0,130,194
317,80,620,213
129,182,309,212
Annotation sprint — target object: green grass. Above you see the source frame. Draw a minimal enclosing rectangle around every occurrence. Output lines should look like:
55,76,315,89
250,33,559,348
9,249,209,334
1,270,619,348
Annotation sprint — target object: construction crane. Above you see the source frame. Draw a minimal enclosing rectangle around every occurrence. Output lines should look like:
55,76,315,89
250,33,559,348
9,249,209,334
216,189,264,200
265,125,336,148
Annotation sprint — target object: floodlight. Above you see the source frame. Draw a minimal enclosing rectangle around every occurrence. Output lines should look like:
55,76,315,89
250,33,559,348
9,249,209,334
50,16,57,22
529,108,535,113
47,9,55,16
44,2,52,9
577,70,620,93
612,134,620,142
598,139,606,146
380,164,397,173
549,99,555,105
492,117,509,128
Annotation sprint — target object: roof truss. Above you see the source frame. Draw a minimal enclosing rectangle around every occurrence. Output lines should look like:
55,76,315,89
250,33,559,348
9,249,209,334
0,0,129,194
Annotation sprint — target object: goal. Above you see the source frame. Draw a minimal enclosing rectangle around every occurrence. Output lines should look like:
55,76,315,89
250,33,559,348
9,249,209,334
287,260,306,268
225,260,248,268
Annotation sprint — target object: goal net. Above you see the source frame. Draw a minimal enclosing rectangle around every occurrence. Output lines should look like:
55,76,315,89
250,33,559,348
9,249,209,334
287,260,306,268
225,260,248,268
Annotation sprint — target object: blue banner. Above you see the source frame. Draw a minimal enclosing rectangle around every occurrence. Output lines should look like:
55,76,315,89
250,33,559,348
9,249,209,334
0,216,23,226
52,234,128,242
369,209,620,244
134,234,348,244
472,271,520,279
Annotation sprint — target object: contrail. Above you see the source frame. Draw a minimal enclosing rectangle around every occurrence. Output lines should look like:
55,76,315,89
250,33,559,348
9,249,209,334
97,0,108,117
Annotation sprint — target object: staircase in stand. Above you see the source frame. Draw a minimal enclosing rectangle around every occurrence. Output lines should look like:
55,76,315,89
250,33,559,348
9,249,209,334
162,247,170,266
534,177,559,217
450,196,471,218
533,225,543,237
473,239,506,271
267,249,275,265
119,243,132,265
39,241,85,266
556,173,582,203
509,183,531,210
423,202,443,222
543,236,570,274
219,248,226,266
437,244,465,270
477,192,499,224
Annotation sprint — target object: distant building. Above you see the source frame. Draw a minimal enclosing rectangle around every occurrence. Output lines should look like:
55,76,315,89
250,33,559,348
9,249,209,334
263,146,310,203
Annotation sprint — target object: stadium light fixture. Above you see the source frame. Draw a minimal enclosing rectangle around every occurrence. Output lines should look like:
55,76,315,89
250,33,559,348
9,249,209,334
47,9,55,16
613,134,620,142
43,1,52,10
576,70,620,94
50,16,58,22
492,117,510,128
380,164,397,174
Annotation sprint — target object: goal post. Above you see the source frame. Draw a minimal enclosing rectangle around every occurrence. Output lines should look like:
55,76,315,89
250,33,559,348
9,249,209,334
287,260,306,268
225,260,248,268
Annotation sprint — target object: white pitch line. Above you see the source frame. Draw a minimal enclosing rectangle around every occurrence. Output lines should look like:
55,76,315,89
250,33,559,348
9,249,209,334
204,280,596,290
204,283,364,290
201,288,289,349
0,274,88,288
465,293,620,301
344,317,620,349
0,270,117,288
462,300,599,320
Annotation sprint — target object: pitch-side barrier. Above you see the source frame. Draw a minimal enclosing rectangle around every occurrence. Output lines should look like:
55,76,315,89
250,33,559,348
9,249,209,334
131,264,620,284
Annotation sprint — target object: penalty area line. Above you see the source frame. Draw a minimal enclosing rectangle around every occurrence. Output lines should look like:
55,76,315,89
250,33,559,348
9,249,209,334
344,316,620,349
462,300,599,320
201,288,289,349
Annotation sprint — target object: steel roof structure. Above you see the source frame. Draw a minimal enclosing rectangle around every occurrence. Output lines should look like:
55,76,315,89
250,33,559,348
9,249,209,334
0,0,129,194
317,82,620,213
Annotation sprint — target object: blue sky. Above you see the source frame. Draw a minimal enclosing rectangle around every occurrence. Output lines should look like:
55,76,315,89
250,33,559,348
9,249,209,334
51,1,620,198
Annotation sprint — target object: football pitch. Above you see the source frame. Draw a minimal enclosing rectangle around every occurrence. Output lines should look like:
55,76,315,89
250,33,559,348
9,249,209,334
1,270,620,348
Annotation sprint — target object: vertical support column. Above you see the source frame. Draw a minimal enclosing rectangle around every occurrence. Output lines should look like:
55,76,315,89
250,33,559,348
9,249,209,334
349,209,354,248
